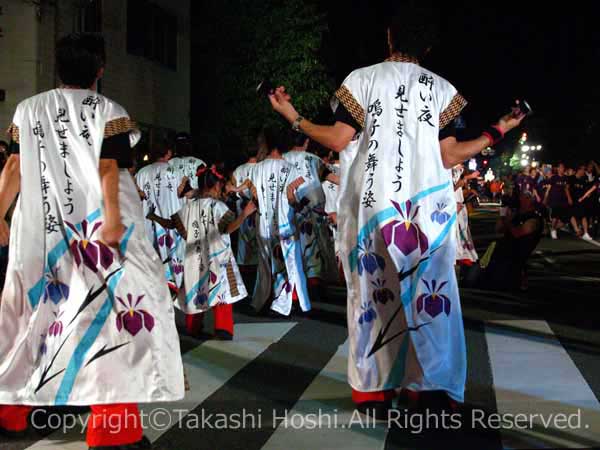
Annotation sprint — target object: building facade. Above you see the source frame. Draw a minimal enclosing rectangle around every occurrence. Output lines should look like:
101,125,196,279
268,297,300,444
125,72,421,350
0,0,190,152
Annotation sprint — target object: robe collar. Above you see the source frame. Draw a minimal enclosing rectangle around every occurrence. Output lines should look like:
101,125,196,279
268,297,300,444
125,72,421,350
385,53,420,65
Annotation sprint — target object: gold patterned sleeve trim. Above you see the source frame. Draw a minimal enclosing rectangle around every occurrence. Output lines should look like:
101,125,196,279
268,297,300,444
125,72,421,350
334,85,365,130
7,123,19,144
218,210,236,234
439,93,468,130
104,117,138,138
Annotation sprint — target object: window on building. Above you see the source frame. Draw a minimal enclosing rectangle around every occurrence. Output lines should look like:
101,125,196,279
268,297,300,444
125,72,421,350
127,0,178,70
77,0,103,33
76,0,103,92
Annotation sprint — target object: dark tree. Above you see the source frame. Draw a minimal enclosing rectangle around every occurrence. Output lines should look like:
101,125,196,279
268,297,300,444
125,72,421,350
192,0,334,162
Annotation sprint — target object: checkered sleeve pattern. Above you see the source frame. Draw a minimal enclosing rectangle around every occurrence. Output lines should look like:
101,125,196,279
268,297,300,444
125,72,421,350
104,117,137,138
334,85,365,130
7,123,19,144
218,211,236,234
439,93,467,130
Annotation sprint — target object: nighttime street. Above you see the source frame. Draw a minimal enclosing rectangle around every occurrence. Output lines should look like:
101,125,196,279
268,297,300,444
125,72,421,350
3,208,600,449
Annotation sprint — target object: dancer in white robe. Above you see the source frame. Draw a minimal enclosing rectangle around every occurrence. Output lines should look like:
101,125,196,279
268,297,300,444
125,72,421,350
452,165,479,264
0,33,183,447
322,156,341,269
147,165,254,339
245,129,309,316
135,144,184,289
232,147,259,266
268,8,525,415
283,135,328,283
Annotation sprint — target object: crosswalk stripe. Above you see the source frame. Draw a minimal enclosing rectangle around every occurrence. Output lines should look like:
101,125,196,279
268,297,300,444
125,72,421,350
261,340,388,450
485,320,600,449
24,322,296,449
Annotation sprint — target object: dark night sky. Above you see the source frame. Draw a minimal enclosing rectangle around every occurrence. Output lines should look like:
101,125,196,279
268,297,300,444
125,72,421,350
192,2,600,164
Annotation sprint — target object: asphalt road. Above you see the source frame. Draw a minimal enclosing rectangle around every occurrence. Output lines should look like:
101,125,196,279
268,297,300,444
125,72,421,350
3,207,600,450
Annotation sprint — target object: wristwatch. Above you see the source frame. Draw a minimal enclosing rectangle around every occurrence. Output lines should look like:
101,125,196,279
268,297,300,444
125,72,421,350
292,115,304,132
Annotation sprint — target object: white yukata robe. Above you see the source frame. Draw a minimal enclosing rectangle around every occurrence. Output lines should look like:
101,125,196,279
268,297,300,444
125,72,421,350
176,197,247,313
322,162,340,257
333,54,467,401
452,166,478,263
251,158,309,315
283,151,328,280
166,156,207,288
0,89,184,405
168,156,206,191
136,161,183,288
233,162,258,266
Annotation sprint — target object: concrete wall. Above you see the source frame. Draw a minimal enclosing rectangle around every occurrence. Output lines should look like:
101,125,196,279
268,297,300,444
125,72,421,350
101,0,191,133
0,0,39,130
0,0,190,137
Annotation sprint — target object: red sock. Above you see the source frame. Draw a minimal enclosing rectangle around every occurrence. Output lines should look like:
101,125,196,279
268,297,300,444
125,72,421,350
86,404,142,447
213,303,234,336
351,389,395,404
0,405,32,432
185,313,204,336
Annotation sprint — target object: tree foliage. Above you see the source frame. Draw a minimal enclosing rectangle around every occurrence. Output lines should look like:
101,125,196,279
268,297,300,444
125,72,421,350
195,0,334,155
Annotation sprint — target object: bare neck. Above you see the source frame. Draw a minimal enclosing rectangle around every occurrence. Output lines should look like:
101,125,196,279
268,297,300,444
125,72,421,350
267,150,283,160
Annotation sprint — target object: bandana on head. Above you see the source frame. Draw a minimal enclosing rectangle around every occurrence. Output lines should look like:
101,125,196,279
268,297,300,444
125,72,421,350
197,164,224,180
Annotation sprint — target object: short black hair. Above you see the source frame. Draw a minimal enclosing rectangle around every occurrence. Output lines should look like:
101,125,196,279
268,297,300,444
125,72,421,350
387,4,439,60
289,131,308,149
56,33,106,88
262,127,288,153
0,140,8,150
175,132,193,157
151,139,173,161
307,140,329,159
245,144,260,159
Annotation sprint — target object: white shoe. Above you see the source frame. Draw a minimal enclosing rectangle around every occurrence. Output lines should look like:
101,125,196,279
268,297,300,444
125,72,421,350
550,229,558,240
582,233,593,241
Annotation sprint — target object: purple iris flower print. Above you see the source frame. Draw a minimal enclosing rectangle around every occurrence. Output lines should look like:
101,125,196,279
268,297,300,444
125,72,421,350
116,294,155,336
66,220,114,273
39,334,47,356
172,257,184,276
158,232,174,249
48,311,64,337
358,301,377,325
382,200,429,256
430,202,451,225
194,291,208,307
43,270,69,305
247,213,256,228
371,279,395,305
416,279,451,318
357,239,385,276
300,220,313,236
281,279,292,294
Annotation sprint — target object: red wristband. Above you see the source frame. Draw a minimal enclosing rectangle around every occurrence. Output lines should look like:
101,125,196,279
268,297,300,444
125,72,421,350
482,125,504,146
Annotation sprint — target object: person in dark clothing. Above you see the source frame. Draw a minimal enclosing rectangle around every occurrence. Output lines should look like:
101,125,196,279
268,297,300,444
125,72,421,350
570,165,593,240
480,191,544,291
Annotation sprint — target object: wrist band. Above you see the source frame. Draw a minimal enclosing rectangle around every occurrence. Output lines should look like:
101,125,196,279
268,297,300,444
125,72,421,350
292,115,304,132
482,125,504,146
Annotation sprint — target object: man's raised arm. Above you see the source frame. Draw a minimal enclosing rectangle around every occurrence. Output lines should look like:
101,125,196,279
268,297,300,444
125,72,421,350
0,154,21,246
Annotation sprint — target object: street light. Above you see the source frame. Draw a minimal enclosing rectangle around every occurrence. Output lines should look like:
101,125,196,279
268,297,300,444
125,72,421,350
521,159,528,167
537,145,542,150
522,145,530,152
